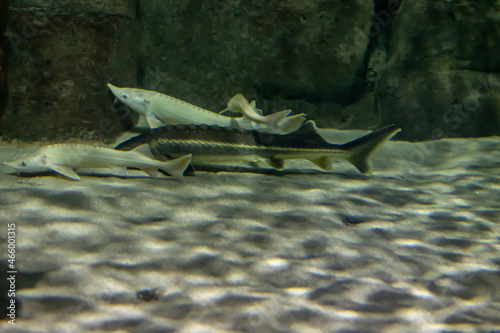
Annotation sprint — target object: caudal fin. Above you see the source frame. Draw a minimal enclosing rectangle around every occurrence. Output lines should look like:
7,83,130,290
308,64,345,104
161,154,193,182
341,125,401,174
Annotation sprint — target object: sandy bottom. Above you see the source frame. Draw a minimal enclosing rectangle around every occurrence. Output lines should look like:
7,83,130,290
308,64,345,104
0,130,499,333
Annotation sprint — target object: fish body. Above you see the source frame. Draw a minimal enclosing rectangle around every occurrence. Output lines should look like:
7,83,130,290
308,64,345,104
3,144,192,182
115,122,401,174
107,84,305,134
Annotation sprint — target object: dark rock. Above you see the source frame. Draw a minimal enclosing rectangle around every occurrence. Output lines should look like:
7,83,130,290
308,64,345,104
0,0,8,123
137,0,374,122
374,69,500,141
381,1,500,73
370,0,500,140
2,0,500,142
2,0,139,141
8,0,135,13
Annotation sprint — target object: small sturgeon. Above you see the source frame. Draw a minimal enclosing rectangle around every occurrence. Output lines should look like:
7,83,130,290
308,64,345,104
3,144,192,182
115,122,401,174
107,84,306,134
220,93,305,134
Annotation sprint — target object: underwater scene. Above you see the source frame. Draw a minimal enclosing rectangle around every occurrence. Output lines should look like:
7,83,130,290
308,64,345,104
0,0,499,332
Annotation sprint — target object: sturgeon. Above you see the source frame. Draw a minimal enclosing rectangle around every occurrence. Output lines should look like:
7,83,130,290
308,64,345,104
3,144,192,182
107,84,306,134
219,93,305,133
115,121,401,174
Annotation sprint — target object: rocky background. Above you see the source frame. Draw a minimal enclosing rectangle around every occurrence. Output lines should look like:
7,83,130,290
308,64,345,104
1,0,499,141
0,0,7,121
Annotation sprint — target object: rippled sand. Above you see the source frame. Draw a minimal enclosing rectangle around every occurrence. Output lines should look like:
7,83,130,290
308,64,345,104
0,130,499,333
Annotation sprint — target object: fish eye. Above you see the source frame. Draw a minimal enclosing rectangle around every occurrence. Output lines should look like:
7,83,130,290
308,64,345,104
19,161,26,167
122,94,128,100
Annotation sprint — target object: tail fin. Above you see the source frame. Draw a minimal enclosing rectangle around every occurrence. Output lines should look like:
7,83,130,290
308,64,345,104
161,154,193,182
341,125,401,174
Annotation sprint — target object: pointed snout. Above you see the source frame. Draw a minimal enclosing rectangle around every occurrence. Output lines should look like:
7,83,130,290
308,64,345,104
107,83,121,96
3,161,18,170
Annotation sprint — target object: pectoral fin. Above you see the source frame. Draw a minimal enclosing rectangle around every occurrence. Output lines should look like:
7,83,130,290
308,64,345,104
50,164,80,180
146,113,165,129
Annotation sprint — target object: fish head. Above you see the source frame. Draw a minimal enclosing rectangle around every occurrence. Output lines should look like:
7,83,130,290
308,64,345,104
107,83,152,115
3,152,50,172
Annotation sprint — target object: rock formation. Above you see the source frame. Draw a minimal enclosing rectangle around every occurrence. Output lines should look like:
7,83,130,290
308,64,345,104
1,0,499,141
0,0,8,125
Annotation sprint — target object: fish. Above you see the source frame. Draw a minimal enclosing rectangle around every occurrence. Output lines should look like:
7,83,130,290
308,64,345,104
3,143,192,182
114,121,401,174
107,84,306,134
219,93,305,134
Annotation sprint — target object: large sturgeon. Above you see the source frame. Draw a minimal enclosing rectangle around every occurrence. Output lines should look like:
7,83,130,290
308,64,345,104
115,121,401,174
107,84,306,134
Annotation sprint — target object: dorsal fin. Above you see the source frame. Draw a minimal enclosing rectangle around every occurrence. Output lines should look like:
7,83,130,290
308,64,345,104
292,120,328,143
131,144,155,159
